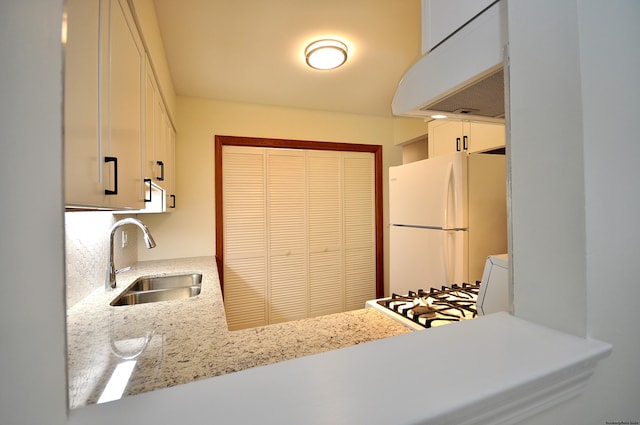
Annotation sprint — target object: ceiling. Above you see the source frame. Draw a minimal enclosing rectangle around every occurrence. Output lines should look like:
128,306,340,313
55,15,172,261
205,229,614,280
152,0,422,117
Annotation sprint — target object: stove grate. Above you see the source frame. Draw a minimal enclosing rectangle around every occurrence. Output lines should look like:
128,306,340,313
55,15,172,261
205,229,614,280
378,282,481,329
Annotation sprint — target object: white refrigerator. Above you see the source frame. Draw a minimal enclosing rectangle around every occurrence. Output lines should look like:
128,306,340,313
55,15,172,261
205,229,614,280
389,152,507,295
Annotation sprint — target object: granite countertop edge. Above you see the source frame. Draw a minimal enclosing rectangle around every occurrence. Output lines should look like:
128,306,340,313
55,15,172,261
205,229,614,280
66,256,411,408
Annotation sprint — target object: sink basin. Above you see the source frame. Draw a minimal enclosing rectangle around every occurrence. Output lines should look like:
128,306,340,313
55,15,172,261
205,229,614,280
124,273,202,291
111,273,202,306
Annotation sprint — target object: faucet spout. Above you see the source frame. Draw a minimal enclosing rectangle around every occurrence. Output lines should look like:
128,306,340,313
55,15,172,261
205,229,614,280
106,218,156,290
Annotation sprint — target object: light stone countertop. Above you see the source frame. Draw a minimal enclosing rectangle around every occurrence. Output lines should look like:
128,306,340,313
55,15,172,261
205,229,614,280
66,256,411,409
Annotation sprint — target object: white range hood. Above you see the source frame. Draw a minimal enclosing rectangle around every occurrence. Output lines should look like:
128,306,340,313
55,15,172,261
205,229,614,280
392,1,506,122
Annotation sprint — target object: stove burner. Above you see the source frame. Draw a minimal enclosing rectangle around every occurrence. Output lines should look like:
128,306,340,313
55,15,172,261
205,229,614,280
377,283,480,329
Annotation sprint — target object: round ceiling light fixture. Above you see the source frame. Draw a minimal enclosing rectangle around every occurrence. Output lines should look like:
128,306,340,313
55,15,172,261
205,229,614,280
305,39,348,70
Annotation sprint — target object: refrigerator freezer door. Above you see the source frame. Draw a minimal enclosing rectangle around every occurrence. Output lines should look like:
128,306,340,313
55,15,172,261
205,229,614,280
389,152,467,229
390,225,468,294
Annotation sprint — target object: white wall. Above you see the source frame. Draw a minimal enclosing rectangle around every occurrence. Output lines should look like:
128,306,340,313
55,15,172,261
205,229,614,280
0,1,68,424
508,0,587,336
580,1,640,419
509,0,640,423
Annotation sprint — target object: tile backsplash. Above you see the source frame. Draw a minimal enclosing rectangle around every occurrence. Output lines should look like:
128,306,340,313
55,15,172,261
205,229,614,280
65,211,138,309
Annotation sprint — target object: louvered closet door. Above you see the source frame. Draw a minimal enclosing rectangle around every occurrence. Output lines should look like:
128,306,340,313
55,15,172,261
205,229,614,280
222,146,267,331
267,149,307,324
343,152,377,310
307,151,343,317
222,145,377,330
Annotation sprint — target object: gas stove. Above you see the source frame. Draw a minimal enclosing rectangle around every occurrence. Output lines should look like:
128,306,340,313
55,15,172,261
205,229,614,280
367,283,480,330
366,255,510,331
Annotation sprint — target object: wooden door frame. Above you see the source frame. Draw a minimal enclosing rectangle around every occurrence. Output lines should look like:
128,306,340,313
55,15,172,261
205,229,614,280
215,135,384,299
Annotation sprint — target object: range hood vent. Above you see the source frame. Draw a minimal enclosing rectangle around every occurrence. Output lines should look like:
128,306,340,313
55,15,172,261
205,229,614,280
420,68,504,119
392,1,505,123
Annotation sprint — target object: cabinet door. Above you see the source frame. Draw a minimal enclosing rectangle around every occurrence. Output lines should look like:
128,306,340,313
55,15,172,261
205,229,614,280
428,120,505,157
428,120,464,157
100,0,144,209
153,92,168,185
166,125,177,210
157,101,176,208
64,0,103,207
466,122,505,153
143,60,157,185
143,57,176,211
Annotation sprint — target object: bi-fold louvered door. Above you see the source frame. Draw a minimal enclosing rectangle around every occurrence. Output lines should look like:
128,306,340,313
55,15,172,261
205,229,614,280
222,145,376,331
343,154,377,311
222,147,268,329
307,151,343,317
267,149,307,324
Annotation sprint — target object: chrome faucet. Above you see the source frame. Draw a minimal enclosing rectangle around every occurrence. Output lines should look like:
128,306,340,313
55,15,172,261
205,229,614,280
106,218,156,290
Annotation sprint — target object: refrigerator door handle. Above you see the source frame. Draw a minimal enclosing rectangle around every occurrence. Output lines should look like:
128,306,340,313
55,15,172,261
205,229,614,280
443,162,454,229
443,230,455,285
443,230,450,284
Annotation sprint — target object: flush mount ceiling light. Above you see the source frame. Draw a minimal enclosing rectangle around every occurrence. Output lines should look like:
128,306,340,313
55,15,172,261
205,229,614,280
305,39,348,70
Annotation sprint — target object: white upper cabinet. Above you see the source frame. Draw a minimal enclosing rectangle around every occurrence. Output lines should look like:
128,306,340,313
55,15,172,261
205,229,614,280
156,90,177,210
65,0,176,211
65,0,145,209
143,60,157,189
167,124,177,209
142,58,176,211
422,0,497,53
144,60,168,189
100,0,145,209
64,0,102,208
428,120,505,157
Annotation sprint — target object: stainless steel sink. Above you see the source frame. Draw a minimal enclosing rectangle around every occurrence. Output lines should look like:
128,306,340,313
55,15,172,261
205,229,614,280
111,273,202,306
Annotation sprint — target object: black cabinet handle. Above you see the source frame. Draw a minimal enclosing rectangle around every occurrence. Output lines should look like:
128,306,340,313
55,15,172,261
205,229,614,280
170,194,176,209
463,135,468,150
144,178,152,202
104,156,118,195
456,137,461,152
156,160,165,181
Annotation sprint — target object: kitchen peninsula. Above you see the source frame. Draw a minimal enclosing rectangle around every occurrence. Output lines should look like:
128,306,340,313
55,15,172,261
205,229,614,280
66,256,411,408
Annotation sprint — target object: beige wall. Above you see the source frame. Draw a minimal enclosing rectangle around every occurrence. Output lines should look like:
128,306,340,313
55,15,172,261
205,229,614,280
137,96,403,294
392,115,428,146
